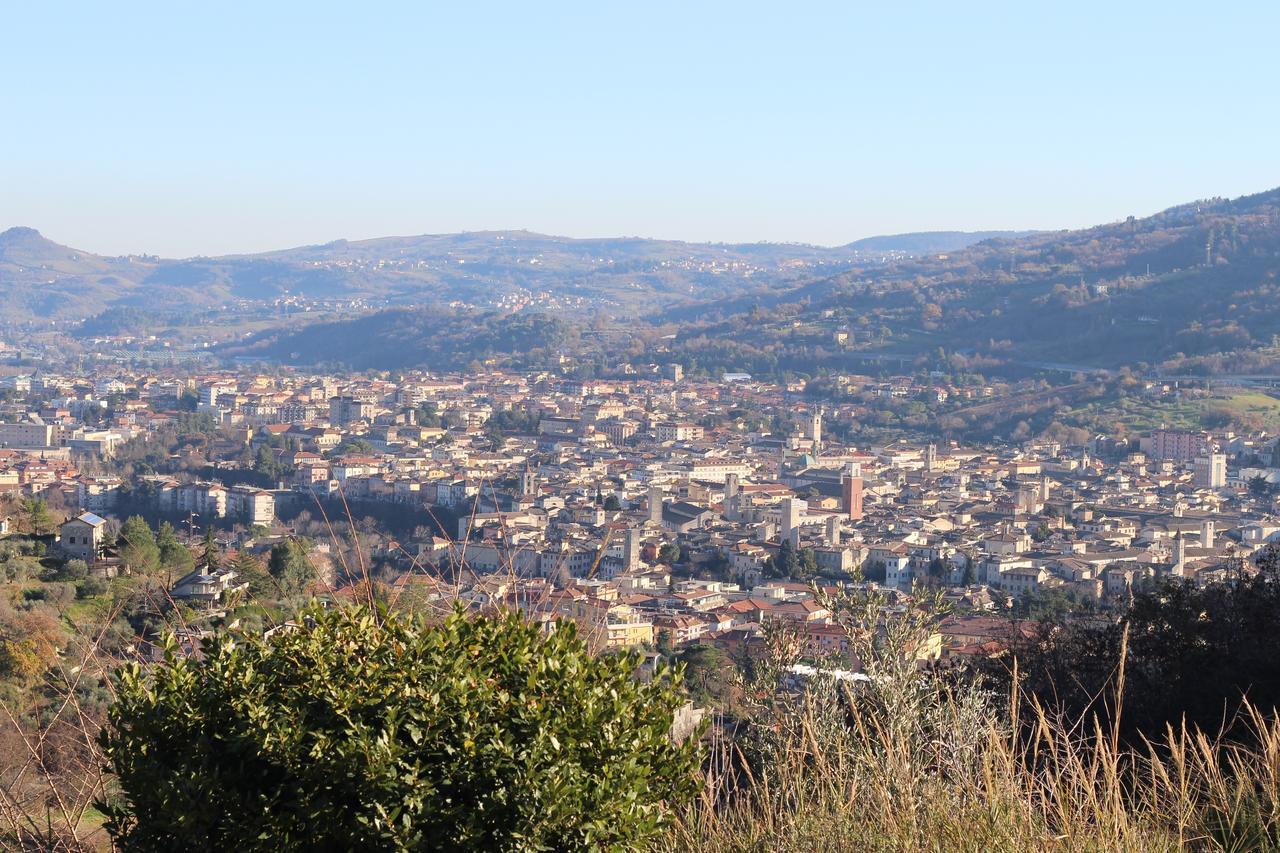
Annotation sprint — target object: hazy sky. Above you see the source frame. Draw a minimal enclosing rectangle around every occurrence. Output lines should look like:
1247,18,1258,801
3,1,1278,258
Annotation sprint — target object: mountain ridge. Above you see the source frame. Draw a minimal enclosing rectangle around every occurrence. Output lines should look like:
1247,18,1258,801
234,185,1280,375
0,225,1023,324
656,185,1280,377
1,225,1034,262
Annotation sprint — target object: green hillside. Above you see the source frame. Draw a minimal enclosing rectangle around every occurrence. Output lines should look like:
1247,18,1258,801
659,187,1280,378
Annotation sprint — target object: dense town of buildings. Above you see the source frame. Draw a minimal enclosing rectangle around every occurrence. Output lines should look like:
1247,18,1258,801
2,365,1279,662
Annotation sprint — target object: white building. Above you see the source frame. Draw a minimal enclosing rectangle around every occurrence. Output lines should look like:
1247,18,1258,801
1193,453,1227,489
228,486,276,526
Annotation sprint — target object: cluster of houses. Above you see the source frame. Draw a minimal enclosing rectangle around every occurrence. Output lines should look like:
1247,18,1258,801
1,365,1278,663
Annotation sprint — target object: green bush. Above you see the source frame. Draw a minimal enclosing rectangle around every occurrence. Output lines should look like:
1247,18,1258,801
2,555,43,583
77,575,109,599
59,558,90,581
99,605,701,851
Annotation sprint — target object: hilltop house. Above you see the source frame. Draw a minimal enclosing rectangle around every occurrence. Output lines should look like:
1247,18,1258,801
59,512,107,564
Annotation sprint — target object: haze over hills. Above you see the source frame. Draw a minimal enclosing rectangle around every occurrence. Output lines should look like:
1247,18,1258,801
235,187,1280,375
0,225,1018,327
842,231,1035,253
11,185,1280,378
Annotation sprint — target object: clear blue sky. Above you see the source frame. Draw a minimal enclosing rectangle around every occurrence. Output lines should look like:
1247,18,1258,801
2,1,1277,257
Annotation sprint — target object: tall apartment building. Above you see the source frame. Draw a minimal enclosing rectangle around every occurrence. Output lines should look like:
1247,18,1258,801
278,403,322,424
227,486,276,525
600,418,639,446
329,396,376,426
1192,453,1227,489
76,477,122,512
160,481,228,519
200,382,237,407
241,402,281,422
158,481,275,524
1148,429,1210,462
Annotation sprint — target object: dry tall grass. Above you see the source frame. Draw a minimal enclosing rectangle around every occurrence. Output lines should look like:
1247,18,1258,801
664,605,1280,853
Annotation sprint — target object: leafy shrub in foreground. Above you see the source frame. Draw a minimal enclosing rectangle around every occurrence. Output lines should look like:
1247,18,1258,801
99,605,700,851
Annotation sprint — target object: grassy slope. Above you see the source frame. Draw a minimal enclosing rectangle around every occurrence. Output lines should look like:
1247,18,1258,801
1062,390,1280,433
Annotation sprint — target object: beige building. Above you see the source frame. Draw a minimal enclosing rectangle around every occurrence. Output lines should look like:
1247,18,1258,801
656,422,704,442
0,422,57,449
59,512,107,564
228,486,276,526
1192,453,1227,489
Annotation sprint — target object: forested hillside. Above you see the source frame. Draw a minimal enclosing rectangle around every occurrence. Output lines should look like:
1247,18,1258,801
661,188,1280,377
243,188,1280,376
225,308,578,371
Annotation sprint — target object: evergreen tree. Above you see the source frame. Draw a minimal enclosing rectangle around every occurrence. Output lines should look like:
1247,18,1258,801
198,528,220,572
268,539,315,596
657,542,681,566
119,516,160,574
797,547,819,580
232,550,276,599
254,445,288,482
766,540,798,579
20,498,54,536
156,521,194,576
1248,474,1275,500
767,540,817,579
656,628,674,659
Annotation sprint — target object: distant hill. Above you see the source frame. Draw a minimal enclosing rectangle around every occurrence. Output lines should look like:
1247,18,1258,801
0,226,73,262
649,187,1280,378
0,227,158,322
0,226,1021,326
843,231,1037,254
217,187,1280,373
19,184,1280,379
